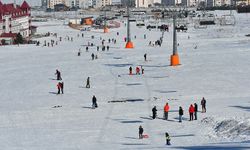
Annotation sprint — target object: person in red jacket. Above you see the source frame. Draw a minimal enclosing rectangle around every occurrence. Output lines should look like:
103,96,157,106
189,104,194,121
136,67,140,75
164,103,170,120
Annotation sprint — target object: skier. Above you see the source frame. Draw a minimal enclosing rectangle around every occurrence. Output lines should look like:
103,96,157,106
164,103,170,120
194,103,198,120
129,66,132,75
165,132,171,145
91,53,95,60
97,46,99,51
136,67,140,75
144,34,146,39
55,70,62,80
144,53,147,61
189,104,194,121
57,82,61,94
86,46,89,52
117,32,119,36
152,106,157,119
179,106,183,122
107,45,109,51
92,95,98,108
139,125,144,139
86,77,90,88
201,97,206,113
95,55,98,59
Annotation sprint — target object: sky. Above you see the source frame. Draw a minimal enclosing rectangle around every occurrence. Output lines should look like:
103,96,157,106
1,0,40,6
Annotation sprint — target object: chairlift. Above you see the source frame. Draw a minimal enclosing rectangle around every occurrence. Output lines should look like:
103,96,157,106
194,12,215,27
194,21,207,29
136,19,145,27
220,14,236,26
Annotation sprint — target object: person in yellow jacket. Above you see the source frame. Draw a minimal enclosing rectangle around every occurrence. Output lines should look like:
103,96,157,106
165,132,171,145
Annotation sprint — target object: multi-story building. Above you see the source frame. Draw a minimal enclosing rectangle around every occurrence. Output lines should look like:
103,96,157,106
135,0,150,7
65,0,80,8
0,0,31,44
47,0,66,9
41,0,48,8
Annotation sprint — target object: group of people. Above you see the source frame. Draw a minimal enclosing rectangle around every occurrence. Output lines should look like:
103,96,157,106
55,69,64,94
151,97,207,122
129,66,144,75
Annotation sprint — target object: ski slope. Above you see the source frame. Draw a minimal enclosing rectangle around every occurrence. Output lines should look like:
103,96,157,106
0,10,250,149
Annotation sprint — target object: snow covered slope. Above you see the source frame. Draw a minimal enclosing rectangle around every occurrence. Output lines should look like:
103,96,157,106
0,10,249,149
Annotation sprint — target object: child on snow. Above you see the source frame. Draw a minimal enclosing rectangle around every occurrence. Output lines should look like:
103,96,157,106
165,132,171,145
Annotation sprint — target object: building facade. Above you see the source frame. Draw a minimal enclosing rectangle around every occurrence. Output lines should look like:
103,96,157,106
0,0,31,44
47,0,66,9
41,0,48,8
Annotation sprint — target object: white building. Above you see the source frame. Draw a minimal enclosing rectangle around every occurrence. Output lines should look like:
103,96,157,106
0,0,31,45
95,0,111,7
135,0,150,7
47,0,66,9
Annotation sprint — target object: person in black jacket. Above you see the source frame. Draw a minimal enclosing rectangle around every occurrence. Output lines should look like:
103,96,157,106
152,106,157,119
179,106,183,122
92,95,97,108
139,125,144,139
194,103,198,120
201,97,206,113
55,69,62,80
86,77,90,88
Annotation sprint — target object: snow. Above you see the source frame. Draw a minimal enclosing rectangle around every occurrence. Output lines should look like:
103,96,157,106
0,10,250,149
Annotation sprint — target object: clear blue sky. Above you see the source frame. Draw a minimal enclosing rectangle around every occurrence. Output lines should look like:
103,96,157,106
1,0,40,6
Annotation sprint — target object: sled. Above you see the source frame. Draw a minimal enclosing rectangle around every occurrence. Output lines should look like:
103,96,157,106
143,134,149,138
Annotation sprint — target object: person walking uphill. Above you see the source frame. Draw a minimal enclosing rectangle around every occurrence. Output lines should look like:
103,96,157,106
179,106,183,122
201,97,206,113
152,106,157,119
164,103,170,120
139,125,144,139
92,95,98,109
189,104,194,121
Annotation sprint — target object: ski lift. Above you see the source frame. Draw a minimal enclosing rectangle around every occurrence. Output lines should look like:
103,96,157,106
220,11,236,26
194,21,207,29
136,19,145,27
194,12,215,27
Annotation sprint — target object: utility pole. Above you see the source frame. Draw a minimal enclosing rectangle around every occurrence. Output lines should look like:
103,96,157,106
125,1,134,48
170,9,180,66
104,9,108,33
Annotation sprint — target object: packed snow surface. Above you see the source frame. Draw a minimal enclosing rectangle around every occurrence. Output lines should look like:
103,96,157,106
0,10,250,149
